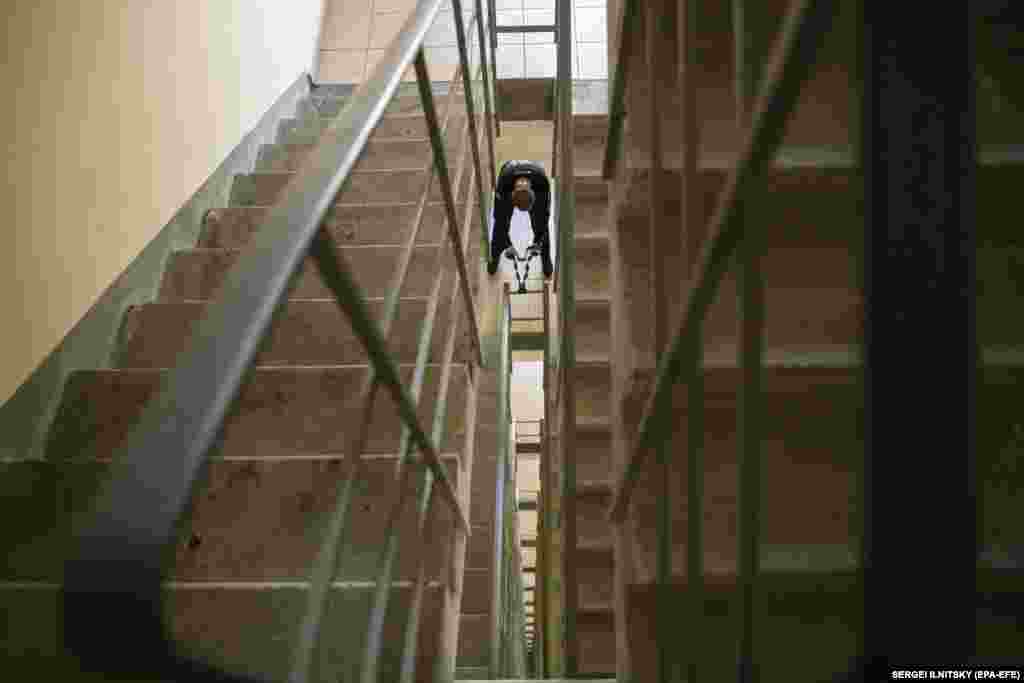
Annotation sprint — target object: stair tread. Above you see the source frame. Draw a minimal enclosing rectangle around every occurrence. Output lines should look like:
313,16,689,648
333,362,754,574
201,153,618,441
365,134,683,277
46,365,469,462
575,416,611,431
576,480,613,495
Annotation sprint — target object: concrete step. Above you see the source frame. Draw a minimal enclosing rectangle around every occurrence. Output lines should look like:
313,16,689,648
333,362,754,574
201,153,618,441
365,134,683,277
574,239,610,300
573,360,612,423
454,666,490,680
621,360,1024,583
457,613,490,667
575,608,616,674
618,162,1024,250
575,421,613,486
0,456,458,583
200,205,452,248
0,582,443,683
278,113,465,145
572,114,610,173
302,91,462,119
116,299,471,368
461,568,490,614
575,299,610,359
625,566,1024,678
160,244,479,302
230,169,445,207
255,137,462,173
625,569,859,682
45,364,469,462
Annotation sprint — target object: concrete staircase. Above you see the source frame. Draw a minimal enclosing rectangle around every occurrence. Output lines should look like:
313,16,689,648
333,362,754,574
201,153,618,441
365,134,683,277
606,0,1024,679
0,84,488,681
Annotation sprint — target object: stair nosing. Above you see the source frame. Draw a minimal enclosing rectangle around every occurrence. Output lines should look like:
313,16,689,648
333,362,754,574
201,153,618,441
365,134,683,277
77,363,469,374
0,579,446,589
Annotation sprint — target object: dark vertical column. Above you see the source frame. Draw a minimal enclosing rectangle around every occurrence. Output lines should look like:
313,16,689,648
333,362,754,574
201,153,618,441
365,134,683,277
861,2,976,673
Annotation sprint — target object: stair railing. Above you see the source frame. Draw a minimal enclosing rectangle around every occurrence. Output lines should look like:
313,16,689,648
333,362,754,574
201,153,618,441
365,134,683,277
601,0,838,682
549,0,579,675
492,284,530,677
62,1,499,681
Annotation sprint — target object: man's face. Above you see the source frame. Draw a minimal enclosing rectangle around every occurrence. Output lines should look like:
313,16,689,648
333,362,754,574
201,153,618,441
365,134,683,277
512,177,533,211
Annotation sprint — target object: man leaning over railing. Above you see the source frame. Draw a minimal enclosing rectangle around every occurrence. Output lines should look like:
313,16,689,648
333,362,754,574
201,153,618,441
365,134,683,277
488,159,553,279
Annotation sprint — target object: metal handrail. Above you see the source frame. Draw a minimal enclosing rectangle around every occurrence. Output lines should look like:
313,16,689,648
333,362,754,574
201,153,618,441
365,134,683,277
606,0,838,518
62,1,496,680
552,0,578,674
601,0,640,179
491,283,513,678
356,60,477,683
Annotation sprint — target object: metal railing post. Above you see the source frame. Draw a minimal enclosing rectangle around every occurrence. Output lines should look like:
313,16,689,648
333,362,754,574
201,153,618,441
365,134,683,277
733,1,767,680
608,0,838,523
554,0,578,674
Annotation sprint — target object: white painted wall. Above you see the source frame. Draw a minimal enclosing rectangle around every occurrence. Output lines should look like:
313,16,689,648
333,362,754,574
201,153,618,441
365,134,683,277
0,1,324,403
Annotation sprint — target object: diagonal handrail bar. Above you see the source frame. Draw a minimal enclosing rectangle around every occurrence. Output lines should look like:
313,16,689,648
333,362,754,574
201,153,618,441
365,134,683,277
400,162,476,683
452,0,495,265
359,67,477,682
420,50,485,369
473,0,498,189
62,1,478,680
601,0,640,179
607,0,838,523
291,49,481,683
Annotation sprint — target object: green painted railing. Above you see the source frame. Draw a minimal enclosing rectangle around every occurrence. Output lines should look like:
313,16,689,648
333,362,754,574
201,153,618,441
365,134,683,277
62,2,500,682
602,0,838,682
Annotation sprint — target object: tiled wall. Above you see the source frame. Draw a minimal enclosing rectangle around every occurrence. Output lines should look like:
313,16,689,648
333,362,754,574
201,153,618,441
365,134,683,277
316,0,608,83
317,0,476,83
493,0,607,79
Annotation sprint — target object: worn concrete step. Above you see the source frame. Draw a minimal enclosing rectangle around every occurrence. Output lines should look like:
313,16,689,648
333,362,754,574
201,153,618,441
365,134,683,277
457,613,490,667
620,162,1024,249
461,568,491,615
576,609,616,674
626,569,858,682
454,667,490,680
117,299,471,369
621,360,1024,582
574,239,610,300
625,566,1023,679
573,360,612,423
279,113,466,145
575,421,613,486
572,114,610,173
255,137,462,173
290,104,469,140
200,204,453,248
301,93,467,120
575,486,614,553
575,299,610,359
469,439,498,530
45,364,469,462
694,246,862,351
160,244,479,302
0,582,443,683
623,0,859,166
230,169,446,207
0,456,458,583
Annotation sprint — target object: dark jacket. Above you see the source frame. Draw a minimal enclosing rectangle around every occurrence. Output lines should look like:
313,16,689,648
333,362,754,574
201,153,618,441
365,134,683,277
492,160,551,256
496,160,551,200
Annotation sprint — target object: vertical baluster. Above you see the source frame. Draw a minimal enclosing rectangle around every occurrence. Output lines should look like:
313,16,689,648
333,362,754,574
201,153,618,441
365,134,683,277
733,0,765,680
473,0,498,188
356,56,471,679
450,0,492,259
680,0,703,681
492,284,512,678
554,0,578,674
644,0,676,681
